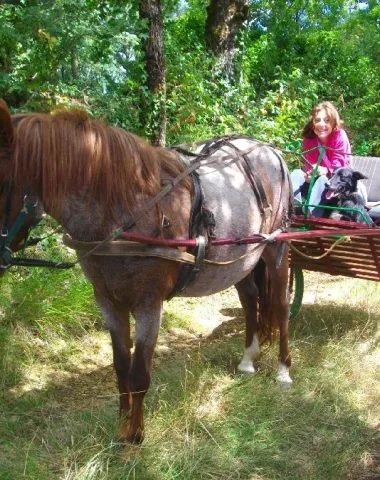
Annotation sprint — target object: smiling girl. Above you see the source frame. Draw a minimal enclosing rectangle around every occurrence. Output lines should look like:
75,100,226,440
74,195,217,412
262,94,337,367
291,101,366,214
302,101,351,175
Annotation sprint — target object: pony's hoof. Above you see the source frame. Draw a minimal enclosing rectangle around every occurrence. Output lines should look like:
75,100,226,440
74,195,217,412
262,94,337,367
118,430,144,445
118,417,144,444
237,360,256,373
277,375,293,387
122,444,142,462
129,431,144,444
276,363,293,386
122,427,144,445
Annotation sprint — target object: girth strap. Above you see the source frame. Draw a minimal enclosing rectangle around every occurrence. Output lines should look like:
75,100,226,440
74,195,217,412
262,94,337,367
166,170,207,300
242,153,272,218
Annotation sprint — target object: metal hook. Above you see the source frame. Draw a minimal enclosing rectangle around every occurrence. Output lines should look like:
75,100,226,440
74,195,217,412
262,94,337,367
162,215,171,229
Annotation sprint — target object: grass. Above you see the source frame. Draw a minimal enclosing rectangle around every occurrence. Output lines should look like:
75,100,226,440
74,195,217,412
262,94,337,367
1,267,380,479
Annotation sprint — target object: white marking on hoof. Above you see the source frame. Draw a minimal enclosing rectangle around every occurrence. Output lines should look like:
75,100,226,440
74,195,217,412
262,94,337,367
238,334,260,373
276,363,293,386
238,360,256,373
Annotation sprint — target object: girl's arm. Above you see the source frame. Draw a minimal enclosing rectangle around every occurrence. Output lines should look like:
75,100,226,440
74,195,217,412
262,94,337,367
302,138,319,173
329,129,351,169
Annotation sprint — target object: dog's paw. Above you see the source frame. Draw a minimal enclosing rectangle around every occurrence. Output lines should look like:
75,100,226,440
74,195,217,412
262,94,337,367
330,211,342,220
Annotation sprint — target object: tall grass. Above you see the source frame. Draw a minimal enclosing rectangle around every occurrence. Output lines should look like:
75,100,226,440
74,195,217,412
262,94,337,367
1,268,379,479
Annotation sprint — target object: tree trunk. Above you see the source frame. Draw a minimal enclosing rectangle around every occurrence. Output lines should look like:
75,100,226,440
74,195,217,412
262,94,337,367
139,0,166,147
205,0,249,72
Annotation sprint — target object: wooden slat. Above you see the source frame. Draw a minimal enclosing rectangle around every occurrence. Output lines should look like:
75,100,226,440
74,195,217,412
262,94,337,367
290,254,379,272
290,242,380,254
290,254,379,270
289,218,380,281
291,242,378,257
290,262,380,281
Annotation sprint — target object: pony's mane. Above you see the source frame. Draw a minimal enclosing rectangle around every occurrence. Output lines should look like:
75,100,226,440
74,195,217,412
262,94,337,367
12,110,190,218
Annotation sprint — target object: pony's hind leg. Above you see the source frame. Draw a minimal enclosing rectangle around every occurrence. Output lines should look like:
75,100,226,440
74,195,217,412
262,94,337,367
261,243,292,385
235,270,261,373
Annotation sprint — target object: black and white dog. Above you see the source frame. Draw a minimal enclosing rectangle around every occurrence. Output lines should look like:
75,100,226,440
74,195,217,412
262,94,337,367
321,167,372,223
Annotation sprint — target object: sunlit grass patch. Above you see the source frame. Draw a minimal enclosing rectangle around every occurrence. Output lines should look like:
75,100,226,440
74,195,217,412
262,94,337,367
1,265,101,335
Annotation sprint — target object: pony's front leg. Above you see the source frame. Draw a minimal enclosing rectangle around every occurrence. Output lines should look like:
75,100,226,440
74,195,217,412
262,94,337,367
94,294,133,427
110,322,133,420
262,244,293,385
125,298,162,444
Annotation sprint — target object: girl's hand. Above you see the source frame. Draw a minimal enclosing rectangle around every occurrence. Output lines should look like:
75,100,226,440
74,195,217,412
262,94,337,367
304,166,328,183
317,166,328,176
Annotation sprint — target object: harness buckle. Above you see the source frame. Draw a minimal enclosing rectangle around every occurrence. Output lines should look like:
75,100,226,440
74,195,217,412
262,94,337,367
162,215,171,229
21,195,29,214
201,208,216,239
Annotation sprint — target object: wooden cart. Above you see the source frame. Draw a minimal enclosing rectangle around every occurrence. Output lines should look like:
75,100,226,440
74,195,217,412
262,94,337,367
288,155,380,317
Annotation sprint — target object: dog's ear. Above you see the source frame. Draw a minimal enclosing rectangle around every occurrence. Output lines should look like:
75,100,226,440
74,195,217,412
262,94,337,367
353,170,367,180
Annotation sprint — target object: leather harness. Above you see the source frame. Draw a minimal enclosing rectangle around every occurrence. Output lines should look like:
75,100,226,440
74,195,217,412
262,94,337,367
165,135,281,297
2,135,290,293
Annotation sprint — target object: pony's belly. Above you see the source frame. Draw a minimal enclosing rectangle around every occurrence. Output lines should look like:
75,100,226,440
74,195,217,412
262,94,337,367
177,244,265,297
178,159,269,297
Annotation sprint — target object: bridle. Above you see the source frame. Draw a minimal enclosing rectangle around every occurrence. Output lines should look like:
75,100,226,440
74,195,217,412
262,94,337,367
0,181,41,270
0,181,76,270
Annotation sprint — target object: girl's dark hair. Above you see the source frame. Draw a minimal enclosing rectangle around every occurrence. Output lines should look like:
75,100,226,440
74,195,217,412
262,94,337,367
302,101,345,138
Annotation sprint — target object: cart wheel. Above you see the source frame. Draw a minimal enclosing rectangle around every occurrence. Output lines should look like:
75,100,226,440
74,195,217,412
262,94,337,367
289,267,304,319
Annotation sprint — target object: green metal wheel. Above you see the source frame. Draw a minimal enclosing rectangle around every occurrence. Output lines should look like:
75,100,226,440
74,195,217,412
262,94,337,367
289,267,304,319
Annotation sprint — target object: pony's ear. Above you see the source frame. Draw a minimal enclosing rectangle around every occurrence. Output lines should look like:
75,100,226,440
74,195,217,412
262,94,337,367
0,99,14,146
353,170,367,181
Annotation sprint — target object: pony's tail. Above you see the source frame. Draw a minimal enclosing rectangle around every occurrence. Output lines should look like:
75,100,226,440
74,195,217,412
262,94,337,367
254,259,278,344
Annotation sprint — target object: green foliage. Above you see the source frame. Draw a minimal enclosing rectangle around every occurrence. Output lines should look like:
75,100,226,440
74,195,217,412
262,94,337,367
0,0,379,149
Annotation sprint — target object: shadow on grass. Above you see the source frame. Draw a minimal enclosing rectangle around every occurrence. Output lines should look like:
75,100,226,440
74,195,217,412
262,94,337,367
1,296,380,479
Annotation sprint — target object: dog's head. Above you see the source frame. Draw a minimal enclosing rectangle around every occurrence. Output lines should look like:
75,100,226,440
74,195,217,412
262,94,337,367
324,167,367,201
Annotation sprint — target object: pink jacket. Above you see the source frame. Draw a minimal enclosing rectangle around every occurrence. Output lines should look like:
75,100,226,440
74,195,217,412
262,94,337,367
302,129,351,174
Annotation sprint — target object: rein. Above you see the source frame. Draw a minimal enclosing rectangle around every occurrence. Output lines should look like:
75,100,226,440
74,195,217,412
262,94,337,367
122,134,265,230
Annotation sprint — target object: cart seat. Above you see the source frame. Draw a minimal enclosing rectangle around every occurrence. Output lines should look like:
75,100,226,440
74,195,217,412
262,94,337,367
368,205,380,221
351,155,380,221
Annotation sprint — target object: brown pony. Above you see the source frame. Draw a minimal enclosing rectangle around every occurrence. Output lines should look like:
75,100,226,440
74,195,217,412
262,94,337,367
0,99,293,444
